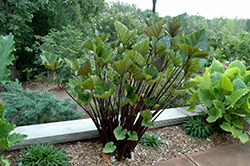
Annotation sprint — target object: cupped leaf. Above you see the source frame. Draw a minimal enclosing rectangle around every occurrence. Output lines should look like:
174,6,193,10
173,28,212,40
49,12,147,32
40,51,61,71
132,40,150,56
77,59,92,77
94,81,116,99
165,18,183,38
103,142,116,153
145,20,166,39
215,75,233,92
65,58,81,73
132,64,146,81
114,20,137,45
78,93,93,106
126,50,145,67
224,67,241,81
0,34,15,84
227,60,246,76
112,57,133,77
113,126,127,140
170,50,182,67
127,131,138,141
178,45,208,59
82,75,100,90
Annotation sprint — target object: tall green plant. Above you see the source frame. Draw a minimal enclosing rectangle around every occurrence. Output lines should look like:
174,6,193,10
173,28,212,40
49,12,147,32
41,14,209,160
0,34,28,166
187,59,250,143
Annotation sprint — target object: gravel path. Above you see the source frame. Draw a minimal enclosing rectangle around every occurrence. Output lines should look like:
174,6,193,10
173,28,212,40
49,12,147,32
4,125,240,166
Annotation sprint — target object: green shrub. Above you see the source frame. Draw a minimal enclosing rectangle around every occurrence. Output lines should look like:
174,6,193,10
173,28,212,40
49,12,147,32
140,133,164,150
18,143,70,166
0,80,83,126
187,59,250,143
41,14,209,160
182,116,213,140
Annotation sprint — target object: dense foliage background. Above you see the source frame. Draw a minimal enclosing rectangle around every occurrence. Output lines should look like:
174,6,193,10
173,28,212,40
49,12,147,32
1,0,250,82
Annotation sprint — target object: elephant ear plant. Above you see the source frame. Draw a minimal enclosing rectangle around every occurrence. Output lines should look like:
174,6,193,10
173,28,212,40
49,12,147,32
41,14,209,161
0,34,28,166
187,59,250,143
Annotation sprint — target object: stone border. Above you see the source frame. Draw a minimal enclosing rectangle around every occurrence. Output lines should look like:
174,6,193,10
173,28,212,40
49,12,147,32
9,105,206,150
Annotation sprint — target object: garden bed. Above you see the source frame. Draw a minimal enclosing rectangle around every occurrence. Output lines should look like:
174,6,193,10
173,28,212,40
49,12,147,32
3,125,240,166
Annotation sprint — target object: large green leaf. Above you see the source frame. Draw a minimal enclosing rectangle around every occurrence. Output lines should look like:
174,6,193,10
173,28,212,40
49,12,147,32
103,142,116,153
151,37,168,57
0,34,15,84
77,59,92,77
231,126,242,138
152,54,167,72
114,20,137,45
215,75,233,92
208,59,224,74
65,58,81,73
113,126,127,140
227,60,246,76
198,88,216,107
243,74,250,86
232,78,247,92
206,107,221,123
112,57,133,77
78,93,93,106
126,50,145,67
225,88,249,109
185,58,201,77
239,133,249,143
232,119,244,129
187,92,199,104
94,81,116,99
180,29,209,52
132,40,150,56
40,51,61,71
82,75,100,90
224,67,241,81
165,19,183,38
220,122,232,132
131,64,146,81
170,50,182,67
145,20,166,39
178,44,208,59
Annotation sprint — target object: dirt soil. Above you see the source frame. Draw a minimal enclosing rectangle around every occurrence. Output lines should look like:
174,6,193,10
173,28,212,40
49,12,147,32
1,81,248,165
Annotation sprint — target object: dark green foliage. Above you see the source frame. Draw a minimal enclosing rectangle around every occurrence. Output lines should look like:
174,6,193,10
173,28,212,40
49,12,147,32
140,133,164,150
18,143,70,166
182,116,213,140
0,80,83,126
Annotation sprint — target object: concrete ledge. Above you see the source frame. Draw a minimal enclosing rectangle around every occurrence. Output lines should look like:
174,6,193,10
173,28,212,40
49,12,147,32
9,106,206,150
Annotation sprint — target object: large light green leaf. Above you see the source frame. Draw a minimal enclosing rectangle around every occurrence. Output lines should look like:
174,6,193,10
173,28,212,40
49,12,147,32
239,133,249,143
227,60,246,76
215,75,233,92
231,126,242,138
65,58,80,73
0,34,15,84
113,126,127,140
187,92,199,104
243,74,250,86
213,100,225,114
198,69,210,89
7,133,28,146
210,72,222,86
114,20,137,45
225,89,249,109
145,20,166,39
220,122,231,132
77,59,92,77
198,88,216,107
208,59,224,73
206,107,221,123
112,57,133,77
232,78,247,92
132,40,150,56
126,50,145,67
224,67,241,81
40,51,61,71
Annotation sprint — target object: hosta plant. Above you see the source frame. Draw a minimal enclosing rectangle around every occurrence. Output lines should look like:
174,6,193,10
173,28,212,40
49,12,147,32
140,133,164,150
187,59,250,143
182,116,213,140
41,14,209,160
0,34,28,166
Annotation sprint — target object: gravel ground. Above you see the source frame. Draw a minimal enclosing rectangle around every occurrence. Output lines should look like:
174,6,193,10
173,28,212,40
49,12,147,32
3,125,241,166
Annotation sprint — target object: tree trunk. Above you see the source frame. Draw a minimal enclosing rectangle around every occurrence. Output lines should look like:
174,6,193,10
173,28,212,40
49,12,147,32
152,0,157,13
